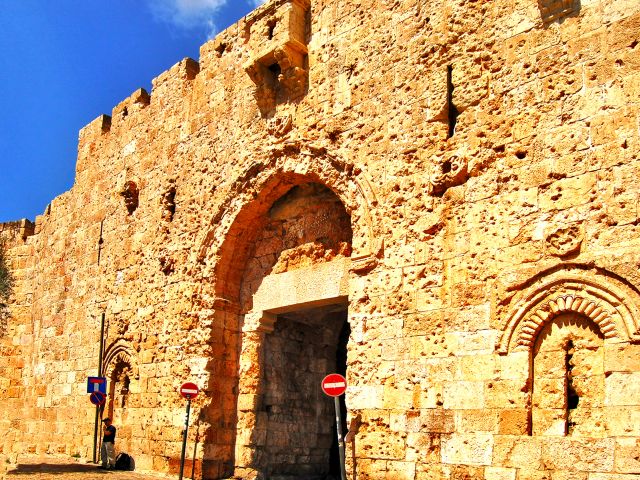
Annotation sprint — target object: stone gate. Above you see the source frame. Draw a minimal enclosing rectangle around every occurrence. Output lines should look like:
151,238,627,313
1,0,640,479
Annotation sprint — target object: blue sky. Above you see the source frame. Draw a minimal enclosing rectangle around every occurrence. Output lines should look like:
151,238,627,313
0,0,265,223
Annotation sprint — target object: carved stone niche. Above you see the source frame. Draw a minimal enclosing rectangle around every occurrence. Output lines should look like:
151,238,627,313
244,0,310,114
430,154,468,196
538,0,579,22
546,224,583,257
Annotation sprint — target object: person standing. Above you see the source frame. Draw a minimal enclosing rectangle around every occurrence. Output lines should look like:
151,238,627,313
100,417,116,469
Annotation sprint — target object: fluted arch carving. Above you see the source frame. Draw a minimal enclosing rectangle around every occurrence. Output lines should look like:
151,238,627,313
499,268,640,354
103,341,137,379
512,295,616,351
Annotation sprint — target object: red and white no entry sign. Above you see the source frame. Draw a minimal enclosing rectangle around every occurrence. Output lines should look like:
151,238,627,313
321,373,347,397
180,382,199,400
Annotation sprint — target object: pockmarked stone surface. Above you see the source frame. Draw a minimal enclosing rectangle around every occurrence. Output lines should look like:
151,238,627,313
2,0,640,479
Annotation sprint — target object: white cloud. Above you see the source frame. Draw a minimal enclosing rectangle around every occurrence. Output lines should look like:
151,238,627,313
149,0,228,34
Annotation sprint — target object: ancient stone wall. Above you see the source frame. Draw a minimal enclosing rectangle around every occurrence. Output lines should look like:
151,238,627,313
1,0,640,478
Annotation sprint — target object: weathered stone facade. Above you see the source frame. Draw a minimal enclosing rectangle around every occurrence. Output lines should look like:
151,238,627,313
1,0,640,478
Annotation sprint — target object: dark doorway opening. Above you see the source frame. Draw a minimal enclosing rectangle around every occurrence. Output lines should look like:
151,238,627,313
261,304,349,479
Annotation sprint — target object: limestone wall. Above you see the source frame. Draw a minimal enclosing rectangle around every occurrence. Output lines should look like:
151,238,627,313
1,0,640,478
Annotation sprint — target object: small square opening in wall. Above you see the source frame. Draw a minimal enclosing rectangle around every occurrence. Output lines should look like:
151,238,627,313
538,0,580,22
266,19,277,40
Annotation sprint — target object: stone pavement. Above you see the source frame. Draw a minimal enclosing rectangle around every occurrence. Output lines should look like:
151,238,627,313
1,455,170,480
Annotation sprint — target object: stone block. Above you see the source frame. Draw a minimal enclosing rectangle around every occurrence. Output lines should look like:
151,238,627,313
355,430,407,460
614,437,640,473
347,385,384,410
492,436,544,469
385,460,416,480
443,381,485,410
485,466,517,480
605,372,640,406
455,409,499,433
498,409,530,435
541,437,615,472
441,433,494,466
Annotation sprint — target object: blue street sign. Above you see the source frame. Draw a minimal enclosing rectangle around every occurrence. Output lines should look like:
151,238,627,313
87,377,107,394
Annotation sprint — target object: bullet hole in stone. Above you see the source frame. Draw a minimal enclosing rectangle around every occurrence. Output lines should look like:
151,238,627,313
442,160,452,174
122,107,128,118
159,256,175,275
615,59,624,67
494,145,505,153
622,139,628,149
630,40,638,49
516,151,527,159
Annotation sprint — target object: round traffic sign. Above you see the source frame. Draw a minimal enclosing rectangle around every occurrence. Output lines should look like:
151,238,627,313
90,391,106,406
321,373,347,397
180,382,199,399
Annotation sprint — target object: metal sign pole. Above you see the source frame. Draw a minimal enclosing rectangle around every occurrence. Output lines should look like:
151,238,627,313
92,406,99,463
93,312,106,464
334,396,347,480
178,396,192,480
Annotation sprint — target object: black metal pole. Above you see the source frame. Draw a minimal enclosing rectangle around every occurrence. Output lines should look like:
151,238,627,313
179,397,192,480
334,396,347,480
98,313,105,377
93,313,106,464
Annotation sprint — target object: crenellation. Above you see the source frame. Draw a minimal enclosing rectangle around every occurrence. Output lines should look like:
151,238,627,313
110,88,151,130
151,57,200,95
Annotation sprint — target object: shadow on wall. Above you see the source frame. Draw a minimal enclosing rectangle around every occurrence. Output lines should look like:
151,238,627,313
6,462,98,475
538,0,581,23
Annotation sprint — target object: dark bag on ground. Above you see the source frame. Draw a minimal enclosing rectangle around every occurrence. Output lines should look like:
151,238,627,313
115,452,133,471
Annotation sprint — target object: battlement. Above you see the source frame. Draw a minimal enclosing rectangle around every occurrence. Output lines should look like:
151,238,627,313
0,219,35,247
76,0,311,157
110,88,151,130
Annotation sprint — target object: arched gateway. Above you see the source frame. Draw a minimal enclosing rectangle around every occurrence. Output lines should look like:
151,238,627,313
196,152,381,479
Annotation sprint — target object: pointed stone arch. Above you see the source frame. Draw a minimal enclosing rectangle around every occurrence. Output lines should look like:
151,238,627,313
195,144,383,295
498,267,640,354
103,340,137,379
102,341,137,452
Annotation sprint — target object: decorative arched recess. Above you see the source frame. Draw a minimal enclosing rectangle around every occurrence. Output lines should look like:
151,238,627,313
498,266,640,354
103,340,137,379
194,143,383,292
